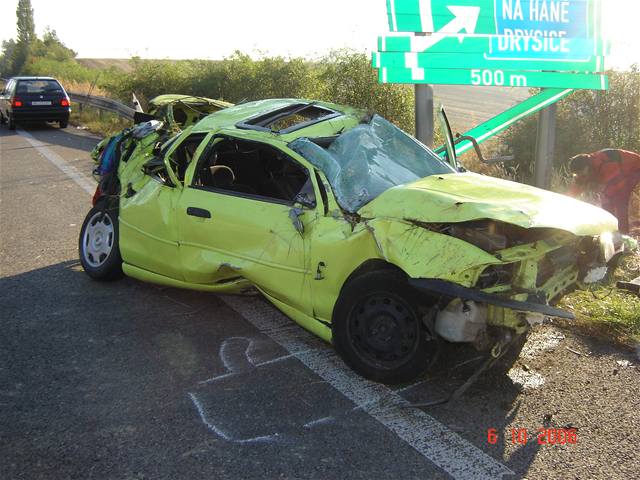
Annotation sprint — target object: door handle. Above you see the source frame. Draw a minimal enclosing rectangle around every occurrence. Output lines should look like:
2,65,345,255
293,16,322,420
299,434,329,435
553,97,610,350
187,207,211,219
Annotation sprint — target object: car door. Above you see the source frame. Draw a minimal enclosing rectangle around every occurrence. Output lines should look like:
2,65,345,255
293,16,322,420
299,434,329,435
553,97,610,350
177,133,317,315
118,129,208,280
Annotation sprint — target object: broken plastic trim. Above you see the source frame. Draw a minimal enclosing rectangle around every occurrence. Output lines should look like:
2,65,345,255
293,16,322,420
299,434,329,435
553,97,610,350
409,278,575,320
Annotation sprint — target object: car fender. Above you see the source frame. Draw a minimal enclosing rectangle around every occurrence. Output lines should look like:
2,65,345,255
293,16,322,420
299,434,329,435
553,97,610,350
362,217,502,287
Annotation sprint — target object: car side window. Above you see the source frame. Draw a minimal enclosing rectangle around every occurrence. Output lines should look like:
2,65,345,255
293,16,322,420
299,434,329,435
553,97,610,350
192,137,313,206
166,133,207,182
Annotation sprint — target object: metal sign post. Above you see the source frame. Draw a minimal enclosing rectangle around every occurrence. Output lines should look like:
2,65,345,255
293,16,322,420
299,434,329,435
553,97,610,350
415,84,434,147
534,103,558,189
413,31,434,147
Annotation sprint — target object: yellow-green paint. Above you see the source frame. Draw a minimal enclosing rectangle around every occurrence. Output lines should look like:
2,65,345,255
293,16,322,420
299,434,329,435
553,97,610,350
94,98,621,344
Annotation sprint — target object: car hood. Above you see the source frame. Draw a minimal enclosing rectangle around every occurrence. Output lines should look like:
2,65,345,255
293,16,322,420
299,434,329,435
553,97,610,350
358,172,618,236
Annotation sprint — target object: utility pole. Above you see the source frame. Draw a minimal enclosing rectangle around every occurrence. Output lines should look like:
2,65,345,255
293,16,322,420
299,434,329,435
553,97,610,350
533,103,558,190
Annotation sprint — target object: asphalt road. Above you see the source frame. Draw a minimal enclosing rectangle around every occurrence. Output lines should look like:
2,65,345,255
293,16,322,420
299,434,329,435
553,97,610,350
1,124,639,480
432,86,529,132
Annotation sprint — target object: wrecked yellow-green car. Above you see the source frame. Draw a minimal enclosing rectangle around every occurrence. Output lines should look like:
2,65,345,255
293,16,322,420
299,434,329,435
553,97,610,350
80,99,624,385
90,94,233,164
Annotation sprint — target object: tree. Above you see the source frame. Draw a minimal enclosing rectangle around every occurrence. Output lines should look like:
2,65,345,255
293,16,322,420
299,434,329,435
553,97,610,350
30,28,77,62
0,39,17,77
11,0,36,74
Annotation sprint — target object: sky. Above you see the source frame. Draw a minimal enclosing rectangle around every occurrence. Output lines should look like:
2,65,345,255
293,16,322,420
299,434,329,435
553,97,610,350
0,0,638,69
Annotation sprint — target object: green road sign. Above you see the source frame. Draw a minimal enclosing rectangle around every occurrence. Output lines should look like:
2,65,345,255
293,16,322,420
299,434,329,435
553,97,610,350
385,0,602,63
379,67,608,90
447,88,574,156
373,51,605,73
387,0,602,39
376,1,609,91
377,34,610,57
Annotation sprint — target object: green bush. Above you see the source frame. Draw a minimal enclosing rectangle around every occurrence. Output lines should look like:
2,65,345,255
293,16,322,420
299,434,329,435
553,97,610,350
97,50,415,132
501,66,640,186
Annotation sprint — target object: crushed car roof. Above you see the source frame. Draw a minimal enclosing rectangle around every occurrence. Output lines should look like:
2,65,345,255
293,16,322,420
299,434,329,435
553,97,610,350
192,99,365,140
149,94,232,109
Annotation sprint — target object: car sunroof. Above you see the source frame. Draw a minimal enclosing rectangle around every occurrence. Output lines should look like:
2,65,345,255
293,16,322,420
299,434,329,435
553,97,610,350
236,103,341,134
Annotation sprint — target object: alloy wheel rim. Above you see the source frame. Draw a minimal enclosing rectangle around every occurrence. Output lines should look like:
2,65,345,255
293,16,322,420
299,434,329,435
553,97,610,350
83,212,114,268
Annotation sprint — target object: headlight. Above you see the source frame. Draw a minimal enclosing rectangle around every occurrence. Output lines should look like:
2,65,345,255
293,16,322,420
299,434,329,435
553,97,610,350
599,232,616,263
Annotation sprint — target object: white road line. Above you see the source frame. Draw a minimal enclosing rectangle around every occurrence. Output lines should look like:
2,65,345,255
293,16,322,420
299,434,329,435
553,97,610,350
29,136,514,479
221,296,513,480
17,129,96,195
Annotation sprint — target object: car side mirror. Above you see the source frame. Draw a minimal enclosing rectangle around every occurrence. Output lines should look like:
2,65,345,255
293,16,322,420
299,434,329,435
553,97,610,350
294,191,316,209
288,208,305,235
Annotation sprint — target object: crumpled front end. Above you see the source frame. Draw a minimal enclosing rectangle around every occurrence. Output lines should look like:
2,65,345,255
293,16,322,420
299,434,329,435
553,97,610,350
358,170,626,342
366,216,624,344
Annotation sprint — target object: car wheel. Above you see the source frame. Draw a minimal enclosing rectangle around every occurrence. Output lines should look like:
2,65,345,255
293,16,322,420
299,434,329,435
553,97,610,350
7,116,16,130
0,112,5,125
79,203,123,281
332,270,438,384
59,120,68,129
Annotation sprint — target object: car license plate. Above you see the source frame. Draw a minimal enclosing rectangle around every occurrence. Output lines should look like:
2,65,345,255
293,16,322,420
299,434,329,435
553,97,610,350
31,101,52,106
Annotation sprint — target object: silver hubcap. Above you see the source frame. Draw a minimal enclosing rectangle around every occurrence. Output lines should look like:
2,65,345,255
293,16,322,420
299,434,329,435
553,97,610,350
83,212,115,268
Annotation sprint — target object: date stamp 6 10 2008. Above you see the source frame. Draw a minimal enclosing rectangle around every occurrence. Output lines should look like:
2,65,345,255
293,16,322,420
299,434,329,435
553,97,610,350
487,428,578,446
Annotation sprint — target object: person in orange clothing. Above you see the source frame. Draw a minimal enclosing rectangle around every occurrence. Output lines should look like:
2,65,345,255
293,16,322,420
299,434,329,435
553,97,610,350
568,149,640,233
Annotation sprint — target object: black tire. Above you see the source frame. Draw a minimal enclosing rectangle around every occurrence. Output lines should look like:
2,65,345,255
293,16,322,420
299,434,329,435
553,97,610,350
7,116,16,130
78,202,123,281
0,112,5,125
59,120,68,129
332,270,438,384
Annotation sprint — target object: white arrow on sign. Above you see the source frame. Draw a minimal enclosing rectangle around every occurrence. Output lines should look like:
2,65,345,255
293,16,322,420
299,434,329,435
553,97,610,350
405,5,481,81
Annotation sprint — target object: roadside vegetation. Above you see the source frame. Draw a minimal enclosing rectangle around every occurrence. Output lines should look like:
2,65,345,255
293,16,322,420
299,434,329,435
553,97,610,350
1,0,638,343
69,104,129,137
560,252,640,346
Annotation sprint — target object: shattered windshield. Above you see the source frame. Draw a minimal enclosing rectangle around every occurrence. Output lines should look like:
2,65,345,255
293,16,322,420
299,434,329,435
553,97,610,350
290,115,455,212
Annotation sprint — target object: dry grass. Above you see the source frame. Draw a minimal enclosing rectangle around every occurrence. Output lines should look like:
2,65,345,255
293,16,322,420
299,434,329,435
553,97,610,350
63,80,110,97
69,103,130,137
76,58,135,73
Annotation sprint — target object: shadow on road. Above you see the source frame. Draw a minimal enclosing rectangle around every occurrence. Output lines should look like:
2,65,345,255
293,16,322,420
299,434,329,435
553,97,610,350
0,121,101,153
0,259,547,478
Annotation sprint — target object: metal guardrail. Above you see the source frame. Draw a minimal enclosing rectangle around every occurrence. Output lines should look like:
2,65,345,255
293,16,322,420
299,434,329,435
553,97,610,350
68,93,135,120
1,77,135,120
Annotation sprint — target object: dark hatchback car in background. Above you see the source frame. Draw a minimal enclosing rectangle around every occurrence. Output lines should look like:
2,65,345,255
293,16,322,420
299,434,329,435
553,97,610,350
0,76,71,130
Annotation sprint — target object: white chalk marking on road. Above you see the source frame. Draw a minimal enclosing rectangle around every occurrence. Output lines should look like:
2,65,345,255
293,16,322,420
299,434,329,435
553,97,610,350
188,392,280,445
303,416,336,428
221,296,514,480
17,129,96,195
31,137,513,479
